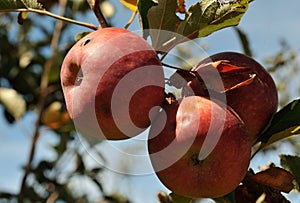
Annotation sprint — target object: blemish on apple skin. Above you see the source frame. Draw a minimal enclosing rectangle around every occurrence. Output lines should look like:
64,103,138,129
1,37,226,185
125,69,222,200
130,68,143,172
81,38,93,46
172,122,177,131
63,63,82,87
100,103,111,116
75,69,83,86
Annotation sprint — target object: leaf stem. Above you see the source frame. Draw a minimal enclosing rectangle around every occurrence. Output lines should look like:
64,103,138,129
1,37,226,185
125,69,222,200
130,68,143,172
0,8,98,30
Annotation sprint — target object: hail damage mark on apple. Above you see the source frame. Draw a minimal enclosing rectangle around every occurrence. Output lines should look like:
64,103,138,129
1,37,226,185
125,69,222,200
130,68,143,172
62,63,81,87
81,38,93,46
100,103,111,116
75,69,83,86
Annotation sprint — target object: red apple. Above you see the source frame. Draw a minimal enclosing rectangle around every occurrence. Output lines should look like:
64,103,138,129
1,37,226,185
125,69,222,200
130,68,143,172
148,96,251,198
61,28,165,140
183,52,278,144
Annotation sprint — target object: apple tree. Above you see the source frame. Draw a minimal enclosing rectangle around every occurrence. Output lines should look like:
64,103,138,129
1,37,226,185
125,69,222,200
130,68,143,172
0,0,300,203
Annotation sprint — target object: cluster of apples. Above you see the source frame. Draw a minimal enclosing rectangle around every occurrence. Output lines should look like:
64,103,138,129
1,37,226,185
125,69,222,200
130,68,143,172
149,52,278,198
60,28,278,198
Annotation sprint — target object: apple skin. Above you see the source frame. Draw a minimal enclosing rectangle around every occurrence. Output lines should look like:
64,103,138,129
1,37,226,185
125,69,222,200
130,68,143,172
183,52,278,144
148,96,251,198
61,28,165,140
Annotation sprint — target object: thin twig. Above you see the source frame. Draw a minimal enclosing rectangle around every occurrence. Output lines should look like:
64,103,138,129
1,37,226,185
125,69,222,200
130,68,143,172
124,10,137,29
162,62,182,70
86,0,108,28
19,0,68,194
0,8,98,30
46,191,59,203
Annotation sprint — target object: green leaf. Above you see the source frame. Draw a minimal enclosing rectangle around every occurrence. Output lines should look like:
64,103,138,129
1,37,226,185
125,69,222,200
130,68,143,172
147,0,180,49
177,0,249,38
258,99,300,149
280,155,300,192
74,31,91,42
0,0,43,10
137,0,158,38
144,0,249,50
234,27,252,57
144,0,186,51
147,0,179,34
0,87,26,119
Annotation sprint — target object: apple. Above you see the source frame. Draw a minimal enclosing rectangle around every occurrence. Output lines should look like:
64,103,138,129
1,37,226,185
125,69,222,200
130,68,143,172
61,28,165,140
148,96,251,198
183,52,278,144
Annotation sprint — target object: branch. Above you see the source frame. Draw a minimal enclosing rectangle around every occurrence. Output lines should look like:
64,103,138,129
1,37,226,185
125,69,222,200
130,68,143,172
19,0,68,193
0,8,98,30
86,0,108,28
124,10,137,29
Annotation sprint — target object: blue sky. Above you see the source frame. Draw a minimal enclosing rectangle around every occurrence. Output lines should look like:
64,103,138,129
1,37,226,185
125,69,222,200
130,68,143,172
1,0,300,202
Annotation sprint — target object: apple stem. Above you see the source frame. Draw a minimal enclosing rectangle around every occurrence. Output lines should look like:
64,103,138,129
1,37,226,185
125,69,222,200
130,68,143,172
86,0,109,28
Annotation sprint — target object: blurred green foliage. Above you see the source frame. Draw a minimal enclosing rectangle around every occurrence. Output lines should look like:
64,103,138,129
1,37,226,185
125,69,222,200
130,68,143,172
0,1,130,202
